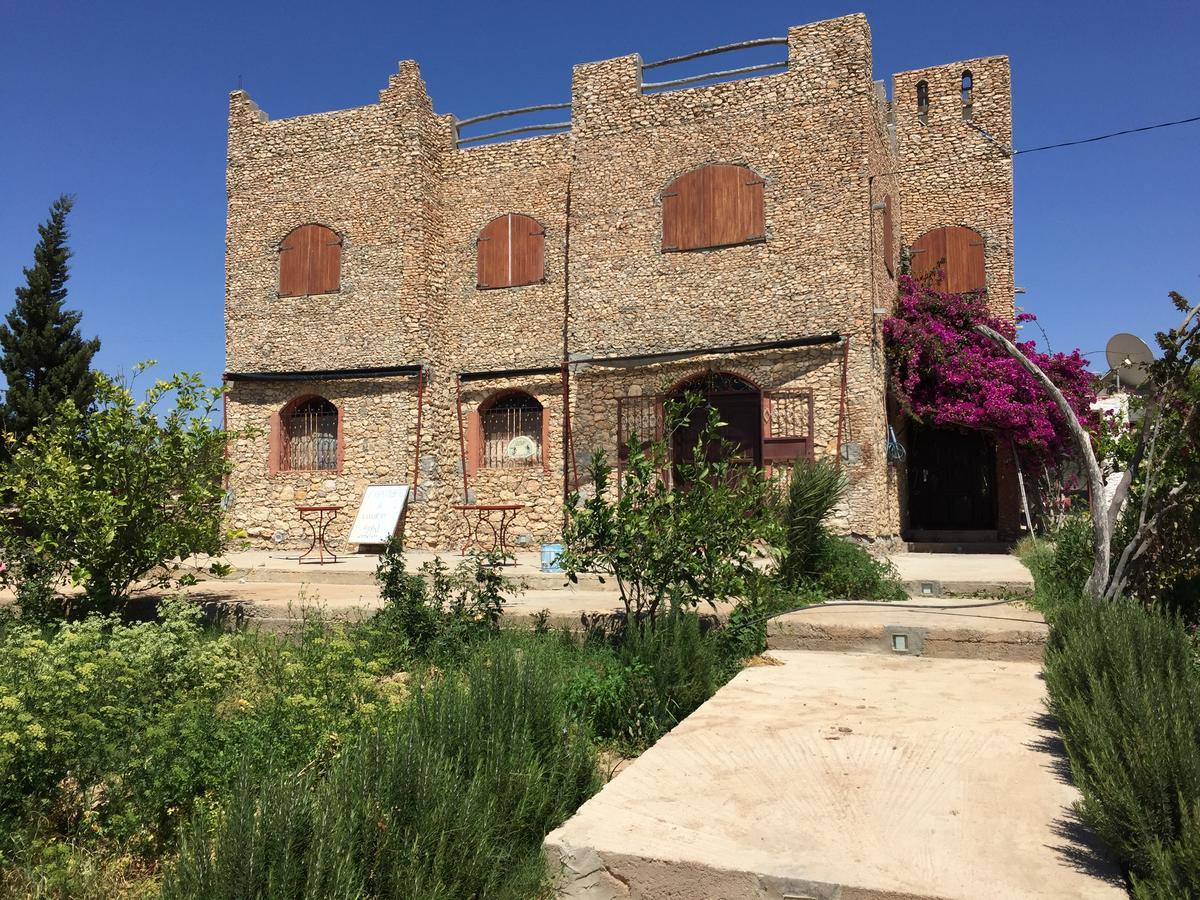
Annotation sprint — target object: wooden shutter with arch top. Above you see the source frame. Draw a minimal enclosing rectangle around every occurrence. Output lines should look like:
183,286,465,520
882,195,895,277
279,224,341,297
909,226,985,293
662,164,765,252
476,214,545,289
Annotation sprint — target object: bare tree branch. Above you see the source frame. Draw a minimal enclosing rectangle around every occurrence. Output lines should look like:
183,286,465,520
975,324,1110,599
1105,402,1155,531
1103,484,1186,602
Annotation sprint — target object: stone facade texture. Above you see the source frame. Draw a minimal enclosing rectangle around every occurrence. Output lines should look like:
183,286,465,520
223,13,1018,551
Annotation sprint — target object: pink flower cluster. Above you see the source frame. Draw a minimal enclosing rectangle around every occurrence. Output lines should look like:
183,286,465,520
884,276,1098,465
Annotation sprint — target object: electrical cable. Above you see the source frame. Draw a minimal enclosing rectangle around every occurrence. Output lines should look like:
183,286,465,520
1014,114,1200,155
726,595,1031,634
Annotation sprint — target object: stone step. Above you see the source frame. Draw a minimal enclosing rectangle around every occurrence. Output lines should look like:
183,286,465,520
203,564,603,592
767,600,1046,662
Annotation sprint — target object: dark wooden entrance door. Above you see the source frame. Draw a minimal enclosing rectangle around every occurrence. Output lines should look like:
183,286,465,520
907,424,997,532
671,373,762,484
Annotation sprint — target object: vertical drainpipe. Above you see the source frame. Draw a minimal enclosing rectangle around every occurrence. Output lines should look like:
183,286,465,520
561,134,576,510
836,337,850,467
455,374,469,501
411,365,425,492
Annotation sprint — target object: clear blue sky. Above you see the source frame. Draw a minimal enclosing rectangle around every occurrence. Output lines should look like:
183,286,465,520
2,0,1197,391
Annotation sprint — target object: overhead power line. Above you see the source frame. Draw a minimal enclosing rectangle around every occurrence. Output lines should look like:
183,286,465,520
1015,114,1200,155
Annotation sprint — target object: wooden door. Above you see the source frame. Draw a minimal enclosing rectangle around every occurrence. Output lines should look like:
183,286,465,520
907,424,997,531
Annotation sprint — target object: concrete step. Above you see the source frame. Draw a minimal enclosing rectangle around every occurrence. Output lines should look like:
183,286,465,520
905,541,1014,554
767,599,1047,662
204,564,603,592
901,579,1033,600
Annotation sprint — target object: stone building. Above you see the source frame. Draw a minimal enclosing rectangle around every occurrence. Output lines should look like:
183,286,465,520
223,12,1019,552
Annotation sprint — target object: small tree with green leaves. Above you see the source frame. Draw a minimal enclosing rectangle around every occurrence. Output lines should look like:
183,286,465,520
560,395,777,630
0,195,100,441
0,365,236,617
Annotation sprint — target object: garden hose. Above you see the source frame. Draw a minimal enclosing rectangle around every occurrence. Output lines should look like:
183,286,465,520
731,597,1025,633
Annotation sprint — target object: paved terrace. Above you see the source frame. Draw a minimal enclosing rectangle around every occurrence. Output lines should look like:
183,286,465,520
177,549,1035,640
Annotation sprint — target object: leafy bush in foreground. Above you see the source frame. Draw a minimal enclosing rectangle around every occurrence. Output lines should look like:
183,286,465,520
565,612,725,752
561,396,777,628
777,458,905,600
368,539,508,665
1043,597,1200,897
1016,515,1094,612
162,639,600,900
0,603,395,865
0,367,236,618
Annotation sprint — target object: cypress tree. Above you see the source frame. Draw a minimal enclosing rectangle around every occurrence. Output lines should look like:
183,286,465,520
0,195,100,439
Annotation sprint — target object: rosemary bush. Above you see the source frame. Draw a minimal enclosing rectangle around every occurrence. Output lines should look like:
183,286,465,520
162,638,600,900
1043,597,1200,896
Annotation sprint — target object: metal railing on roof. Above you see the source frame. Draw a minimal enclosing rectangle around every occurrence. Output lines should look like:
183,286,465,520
454,102,571,148
452,35,790,147
640,36,788,93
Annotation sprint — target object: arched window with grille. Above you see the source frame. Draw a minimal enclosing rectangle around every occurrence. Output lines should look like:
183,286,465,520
274,396,341,473
468,391,545,472
961,70,974,121
661,163,766,252
476,214,545,289
279,224,341,297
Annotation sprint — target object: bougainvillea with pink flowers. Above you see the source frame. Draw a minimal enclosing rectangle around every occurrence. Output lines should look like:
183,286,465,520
884,276,1098,466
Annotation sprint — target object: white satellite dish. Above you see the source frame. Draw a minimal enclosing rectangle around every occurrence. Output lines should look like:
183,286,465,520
1105,333,1154,389
504,435,538,461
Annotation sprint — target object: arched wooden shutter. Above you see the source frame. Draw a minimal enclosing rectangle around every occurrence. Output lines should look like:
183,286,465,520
476,214,545,289
510,214,545,286
945,226,985,293
662,164,765,252
882,195,895,277
279,224,341,297
910,226,985,293
476,217,508,289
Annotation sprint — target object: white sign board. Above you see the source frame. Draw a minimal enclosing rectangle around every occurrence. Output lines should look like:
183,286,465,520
348,484,410,545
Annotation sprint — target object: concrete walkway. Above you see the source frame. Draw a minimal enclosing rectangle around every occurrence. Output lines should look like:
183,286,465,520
546,651,1123,900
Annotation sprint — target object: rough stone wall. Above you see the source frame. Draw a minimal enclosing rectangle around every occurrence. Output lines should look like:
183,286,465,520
892,56,1021,538
225,377,420,549
565,14,894,538
892,57,1014,317
223,13,1012,549
225,62,443,373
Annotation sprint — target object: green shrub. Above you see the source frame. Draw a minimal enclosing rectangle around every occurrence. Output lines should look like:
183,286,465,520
565,613,725,752
0,368,236,618
366,539,509,664
778,457,845,586
776,458,905,601
1018,515,1094,612
1043,597,1200,896
0,602,397,864
820,537,907,601
161,639,600,900
561,397,777,628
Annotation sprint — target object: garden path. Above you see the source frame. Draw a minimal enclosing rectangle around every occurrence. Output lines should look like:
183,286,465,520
545,650,1124,899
